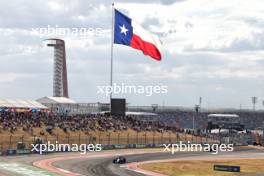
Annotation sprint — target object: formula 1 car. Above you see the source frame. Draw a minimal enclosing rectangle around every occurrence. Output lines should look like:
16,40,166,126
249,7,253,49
113,156,127,164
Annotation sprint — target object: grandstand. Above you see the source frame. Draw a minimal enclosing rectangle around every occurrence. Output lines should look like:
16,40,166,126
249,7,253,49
207,114,244,132
0,96,263,151
0,109,221,151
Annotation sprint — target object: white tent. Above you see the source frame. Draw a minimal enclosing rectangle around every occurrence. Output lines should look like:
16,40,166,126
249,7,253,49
36,97,77,114
0,99,47,109
37,97,101,115
36,96,76,104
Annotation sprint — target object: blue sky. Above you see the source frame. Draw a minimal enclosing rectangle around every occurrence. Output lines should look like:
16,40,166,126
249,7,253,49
0,0,264,109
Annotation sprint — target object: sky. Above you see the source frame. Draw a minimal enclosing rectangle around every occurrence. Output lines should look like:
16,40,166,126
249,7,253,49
0,0,264,109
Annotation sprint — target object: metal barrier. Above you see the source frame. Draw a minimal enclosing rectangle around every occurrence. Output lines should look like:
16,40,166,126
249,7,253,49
0,132,218,156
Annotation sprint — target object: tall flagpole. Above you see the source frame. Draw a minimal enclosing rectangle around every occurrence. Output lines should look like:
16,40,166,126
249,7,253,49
110,0,115,111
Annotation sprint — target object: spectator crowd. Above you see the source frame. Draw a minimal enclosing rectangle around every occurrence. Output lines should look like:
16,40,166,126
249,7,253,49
0,110,264,136
0,112,178,135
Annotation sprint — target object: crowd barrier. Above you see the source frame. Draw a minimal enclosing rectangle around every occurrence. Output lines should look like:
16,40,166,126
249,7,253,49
0,143,173,156
0,132,221,156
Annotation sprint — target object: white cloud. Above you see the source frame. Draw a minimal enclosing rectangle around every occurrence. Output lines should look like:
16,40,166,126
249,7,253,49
0,0,264,108
0,73,35,83
117,0,264,54
48,1,65,11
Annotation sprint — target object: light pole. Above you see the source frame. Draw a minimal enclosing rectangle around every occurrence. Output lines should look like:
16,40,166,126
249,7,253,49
199,97,202,111
262,121,264,144
193,105,200,133
252,97,257,111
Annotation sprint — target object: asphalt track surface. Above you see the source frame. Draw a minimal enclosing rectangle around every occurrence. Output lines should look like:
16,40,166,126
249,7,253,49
0,148,264,176
52,151,207,176
52,149,264,176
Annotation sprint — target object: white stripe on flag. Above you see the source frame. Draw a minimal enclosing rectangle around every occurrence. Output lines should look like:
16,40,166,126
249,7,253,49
131,21,162,51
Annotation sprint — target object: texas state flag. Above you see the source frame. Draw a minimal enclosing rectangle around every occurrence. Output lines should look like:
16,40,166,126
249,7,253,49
114,9,162,61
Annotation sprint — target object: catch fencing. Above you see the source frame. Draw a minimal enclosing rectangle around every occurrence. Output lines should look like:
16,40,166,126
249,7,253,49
0,131,219,155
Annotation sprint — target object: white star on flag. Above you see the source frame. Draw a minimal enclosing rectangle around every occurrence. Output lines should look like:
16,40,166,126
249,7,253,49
119,24,128,35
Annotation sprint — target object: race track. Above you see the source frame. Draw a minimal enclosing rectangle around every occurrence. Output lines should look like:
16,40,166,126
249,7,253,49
51,151,206,176
0,148,264,176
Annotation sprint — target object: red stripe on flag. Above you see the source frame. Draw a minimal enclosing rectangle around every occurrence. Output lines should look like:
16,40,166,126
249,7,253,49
130,34,161,61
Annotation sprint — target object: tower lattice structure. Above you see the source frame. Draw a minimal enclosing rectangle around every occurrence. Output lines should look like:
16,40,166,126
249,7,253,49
46,39,69,98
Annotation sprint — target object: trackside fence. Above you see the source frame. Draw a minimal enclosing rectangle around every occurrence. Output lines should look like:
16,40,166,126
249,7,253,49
0,132,219,156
